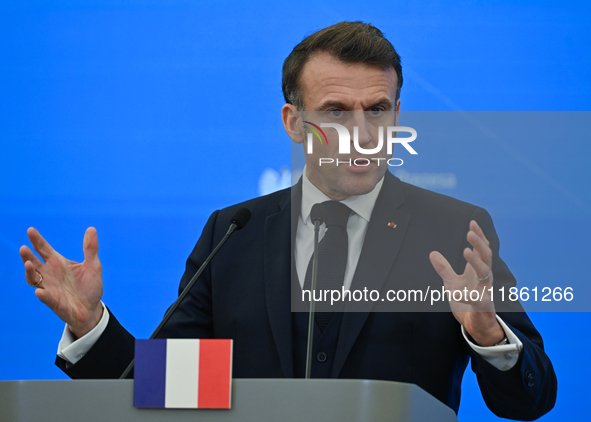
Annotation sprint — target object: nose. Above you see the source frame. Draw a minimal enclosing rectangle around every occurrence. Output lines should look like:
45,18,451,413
349,111,372,147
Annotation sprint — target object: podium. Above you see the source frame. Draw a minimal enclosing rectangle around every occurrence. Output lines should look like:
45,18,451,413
0,379,459,421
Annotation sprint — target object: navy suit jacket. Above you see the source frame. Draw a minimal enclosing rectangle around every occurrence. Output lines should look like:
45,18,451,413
57,172,556,420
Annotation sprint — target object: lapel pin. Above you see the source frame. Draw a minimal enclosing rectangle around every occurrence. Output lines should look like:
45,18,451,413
387,222,397,228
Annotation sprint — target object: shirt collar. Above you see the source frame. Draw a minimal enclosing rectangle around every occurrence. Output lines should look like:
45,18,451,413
301,166,384,224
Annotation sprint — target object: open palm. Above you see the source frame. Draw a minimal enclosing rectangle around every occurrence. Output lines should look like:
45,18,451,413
20,227,104,338
429,220,504,346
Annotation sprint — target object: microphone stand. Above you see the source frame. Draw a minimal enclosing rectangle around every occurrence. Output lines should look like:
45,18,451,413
305,218,322,379
119,214,248,379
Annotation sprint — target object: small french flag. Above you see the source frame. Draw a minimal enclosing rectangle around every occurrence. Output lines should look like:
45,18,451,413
133,339,233,409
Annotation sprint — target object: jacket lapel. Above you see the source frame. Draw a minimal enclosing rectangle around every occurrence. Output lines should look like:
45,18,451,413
332,172,410,377
263,182,301,378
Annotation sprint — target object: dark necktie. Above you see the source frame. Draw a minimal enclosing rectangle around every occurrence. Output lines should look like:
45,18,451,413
303,200,351,332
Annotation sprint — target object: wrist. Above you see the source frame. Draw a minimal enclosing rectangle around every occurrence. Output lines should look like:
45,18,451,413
68,305,104,339
466,315,505,347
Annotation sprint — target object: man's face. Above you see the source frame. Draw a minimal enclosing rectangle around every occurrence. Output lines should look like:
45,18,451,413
283,52,400,201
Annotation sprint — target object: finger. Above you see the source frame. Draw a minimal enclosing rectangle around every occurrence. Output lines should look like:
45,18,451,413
23,260,44,288
27,227,57,262
429,251,458,282
467,230,492,266
19,245,43,267
463,247,491,282
83,227,100,266
469,220,489,246
35,285,56,307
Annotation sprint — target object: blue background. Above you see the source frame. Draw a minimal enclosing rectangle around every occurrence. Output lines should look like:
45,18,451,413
1,1,590,420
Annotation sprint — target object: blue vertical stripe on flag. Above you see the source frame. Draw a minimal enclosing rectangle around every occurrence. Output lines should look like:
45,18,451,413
134,339,167,408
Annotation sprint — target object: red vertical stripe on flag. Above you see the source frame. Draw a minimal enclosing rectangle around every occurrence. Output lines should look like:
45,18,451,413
197,339,233,408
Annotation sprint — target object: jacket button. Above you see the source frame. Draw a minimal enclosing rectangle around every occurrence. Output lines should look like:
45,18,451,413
316,352,327,362
525,371,535,387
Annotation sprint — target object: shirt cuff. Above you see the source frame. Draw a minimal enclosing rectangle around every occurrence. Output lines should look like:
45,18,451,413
57,302,110,365
462,314,523,371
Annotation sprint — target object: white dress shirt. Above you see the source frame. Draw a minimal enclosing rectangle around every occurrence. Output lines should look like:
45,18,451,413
295,171,383,290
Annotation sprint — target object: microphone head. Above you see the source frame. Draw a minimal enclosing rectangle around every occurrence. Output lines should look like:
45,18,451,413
230,207,252,230
310,203,326,224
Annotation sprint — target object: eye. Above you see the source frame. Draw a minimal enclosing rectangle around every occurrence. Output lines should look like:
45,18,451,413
329,109,343,118
369,107,384,117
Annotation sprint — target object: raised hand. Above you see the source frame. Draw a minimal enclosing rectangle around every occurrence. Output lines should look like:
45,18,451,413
19,227,104,338
429,220,505,347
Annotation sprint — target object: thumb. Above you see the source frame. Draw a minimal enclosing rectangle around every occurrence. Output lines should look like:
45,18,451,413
429,251,457,282
83,227,100,265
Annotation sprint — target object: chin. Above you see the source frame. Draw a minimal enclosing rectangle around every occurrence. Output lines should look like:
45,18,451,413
339,179,380,197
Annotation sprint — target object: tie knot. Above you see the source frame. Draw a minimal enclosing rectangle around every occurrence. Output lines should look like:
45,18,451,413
321,200,351,228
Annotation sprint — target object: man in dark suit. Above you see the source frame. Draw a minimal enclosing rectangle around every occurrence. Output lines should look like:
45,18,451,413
20,21,556,420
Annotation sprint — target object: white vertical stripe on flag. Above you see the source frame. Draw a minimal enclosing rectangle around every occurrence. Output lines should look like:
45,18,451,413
165,339,200,408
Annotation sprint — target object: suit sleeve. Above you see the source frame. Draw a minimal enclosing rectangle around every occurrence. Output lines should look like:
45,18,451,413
465,207,557,420
55,210,221,379
56,308,135,379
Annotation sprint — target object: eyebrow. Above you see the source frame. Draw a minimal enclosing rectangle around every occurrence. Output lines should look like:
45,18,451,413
370,98,394,110
317,98,393,111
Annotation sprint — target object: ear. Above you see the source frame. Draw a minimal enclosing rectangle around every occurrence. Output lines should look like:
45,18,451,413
281,104,305,144
394,99,401,126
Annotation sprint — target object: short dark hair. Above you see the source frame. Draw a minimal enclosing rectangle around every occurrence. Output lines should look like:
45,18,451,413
282,21,403,110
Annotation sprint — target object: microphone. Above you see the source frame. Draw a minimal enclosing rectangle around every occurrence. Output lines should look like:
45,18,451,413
230,207,251,230
310,202,326,224
305,203,325,379
119,207,252,379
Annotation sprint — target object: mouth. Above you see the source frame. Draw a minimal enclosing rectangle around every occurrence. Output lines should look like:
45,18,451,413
345,157,375,173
